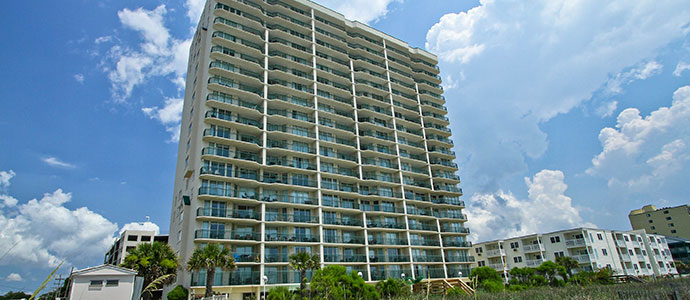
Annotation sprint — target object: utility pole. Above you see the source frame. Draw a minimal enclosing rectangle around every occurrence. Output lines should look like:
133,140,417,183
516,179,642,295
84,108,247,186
53,275,66,300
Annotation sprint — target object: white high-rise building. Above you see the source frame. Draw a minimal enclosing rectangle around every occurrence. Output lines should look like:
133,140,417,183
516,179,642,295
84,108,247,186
472,228,678,280
169,0,469,298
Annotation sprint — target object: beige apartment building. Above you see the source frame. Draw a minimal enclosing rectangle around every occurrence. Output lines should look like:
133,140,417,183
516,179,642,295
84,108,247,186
104,229,169,265
629,204,690,239
472,228,678,281
168,0,470,298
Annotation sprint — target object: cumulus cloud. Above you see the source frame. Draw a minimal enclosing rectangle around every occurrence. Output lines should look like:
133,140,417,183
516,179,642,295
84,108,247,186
425,0,690,191
41,156,76,169
674,61,690,77
0,170,15,190
0,185,118,268
102,5,191,102
5,273,24,281
587,85,690,191
315,0,401,24
466,170,595,242
142,97,183,142
5,273,22,282
119,221,160,235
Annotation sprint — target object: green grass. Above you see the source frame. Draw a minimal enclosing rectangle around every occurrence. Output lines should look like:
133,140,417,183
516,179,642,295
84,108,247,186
390,277,690,300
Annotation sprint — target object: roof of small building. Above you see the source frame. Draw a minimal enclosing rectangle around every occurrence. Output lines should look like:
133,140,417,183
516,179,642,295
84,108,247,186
72,264,138,276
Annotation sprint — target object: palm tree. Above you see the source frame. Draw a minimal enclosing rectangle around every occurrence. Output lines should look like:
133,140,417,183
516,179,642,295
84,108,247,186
556,256,580,279
288,252,320,298
186,243,236,297
121,241,179,300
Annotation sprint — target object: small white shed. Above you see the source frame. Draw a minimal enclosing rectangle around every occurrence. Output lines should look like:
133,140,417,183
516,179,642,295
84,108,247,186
68,264,144,300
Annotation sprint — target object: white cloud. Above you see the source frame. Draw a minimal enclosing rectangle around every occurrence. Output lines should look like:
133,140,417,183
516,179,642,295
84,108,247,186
425,0,690,191
466,169,595,242
184,0,206,24
0,189,118,268
142,97,183,142
119,221,160,235
102,5,191,102
673,61,690,76
606,61,663,94
5,273,22,282
0,170,15,190
587,85,690,191
41,156,76,169
74,73,85,84
595,100,618,118
95,35,113,44
315,0,401,24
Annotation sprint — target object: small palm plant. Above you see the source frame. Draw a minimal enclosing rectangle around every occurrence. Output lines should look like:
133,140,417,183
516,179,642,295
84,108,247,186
288,252,320,298
186,243,236,297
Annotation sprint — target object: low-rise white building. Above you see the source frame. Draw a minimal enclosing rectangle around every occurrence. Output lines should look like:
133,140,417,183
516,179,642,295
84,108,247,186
68,265,144,300
472,228,678,280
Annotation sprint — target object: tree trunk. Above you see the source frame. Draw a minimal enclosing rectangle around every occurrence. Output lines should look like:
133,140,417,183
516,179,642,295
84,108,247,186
206,268,215,297
299,270,306,299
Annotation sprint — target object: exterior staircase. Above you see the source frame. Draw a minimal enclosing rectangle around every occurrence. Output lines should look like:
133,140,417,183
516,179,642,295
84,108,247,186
415,278,475,296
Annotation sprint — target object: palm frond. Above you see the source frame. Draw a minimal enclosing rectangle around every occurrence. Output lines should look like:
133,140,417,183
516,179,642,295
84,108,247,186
29,261,64,300
142,273,176,296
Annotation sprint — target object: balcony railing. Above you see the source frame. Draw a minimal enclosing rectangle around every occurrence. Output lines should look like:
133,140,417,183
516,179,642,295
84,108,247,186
323,217,363,227
196,208,261,220
323,235,365,244
265,213,319,224
324,254,367,263
194,229,260,241
369,255,410,263
368,237,408,246
265,233,320,243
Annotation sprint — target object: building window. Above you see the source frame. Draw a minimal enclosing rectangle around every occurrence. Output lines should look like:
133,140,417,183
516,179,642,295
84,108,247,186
475,247,483,253
663,210,669,214
671,230,677,234
602,249,608,256
127,235,138,241
550,236,560,243
597,233,603,240
513,256,523,263
646,213,651,217
478,261,485,267
651,226,656,230
624,236,629,242
510,242,519,249
90,280,103,287
141,236,151,242
554,251,564,258
106,280,119,287
669,223,675,227
648,220,653,223
666,216,672,220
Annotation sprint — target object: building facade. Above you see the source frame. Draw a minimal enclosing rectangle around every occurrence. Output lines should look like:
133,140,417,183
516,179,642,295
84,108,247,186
104,229,169,265
629,204,690,239
472,228,678,280
68,265,144,300
168,0,470,298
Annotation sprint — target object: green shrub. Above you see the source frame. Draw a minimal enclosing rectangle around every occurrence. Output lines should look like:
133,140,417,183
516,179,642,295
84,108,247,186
376,278,409,299
480,279,503,293
446,286,469,297
507,284,528,292
310,265,380,300
266,286,295,300
167,285,187,300
531,275,547,286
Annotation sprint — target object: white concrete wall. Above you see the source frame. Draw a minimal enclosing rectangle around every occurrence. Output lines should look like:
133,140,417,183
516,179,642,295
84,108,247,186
69,274,134,300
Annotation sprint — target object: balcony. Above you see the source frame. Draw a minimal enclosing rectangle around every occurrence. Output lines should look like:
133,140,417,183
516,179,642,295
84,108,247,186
196,208,261,221
565,238,586,247
369,255,410,263
234,253,260,263
413,255,444,263
201,147,261,163
523,244,544,253
485,249,505,257
322,199,359,210
443,240,472,248
323,217,363,227
367,221,406,230
445,255,474,263
324,254,367,263
361,204,404,214
525,259,542,267
198,186,258,200
194,229,260,241
265,253,288,263
190,270,260,286
261,194,318,206
410,239,441,247
368,237,408,246
408,223,438,232
265,213,319,224
265,233,320,243
323,235,365,244
572,254,590,263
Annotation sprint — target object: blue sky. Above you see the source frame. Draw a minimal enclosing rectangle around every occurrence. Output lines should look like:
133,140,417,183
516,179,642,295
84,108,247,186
1,0,690,293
